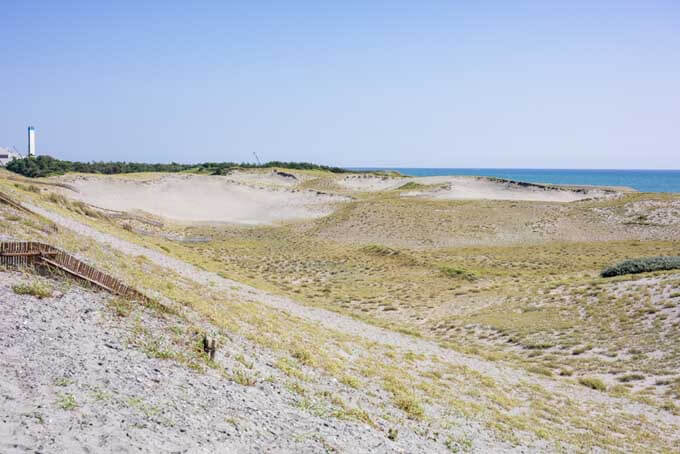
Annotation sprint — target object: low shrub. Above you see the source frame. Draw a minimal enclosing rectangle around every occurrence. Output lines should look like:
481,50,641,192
601,256,680,278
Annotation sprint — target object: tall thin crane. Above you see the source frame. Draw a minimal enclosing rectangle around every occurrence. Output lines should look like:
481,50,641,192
253,152,262,166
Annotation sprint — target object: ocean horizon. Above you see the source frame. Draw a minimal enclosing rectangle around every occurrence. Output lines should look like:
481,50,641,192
349,168,680,193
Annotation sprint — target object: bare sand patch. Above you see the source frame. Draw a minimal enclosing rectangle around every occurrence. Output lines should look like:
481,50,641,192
59,174,348,225
339,174,409,191
403,176,614,202
224,169,305,188
341,174,618,202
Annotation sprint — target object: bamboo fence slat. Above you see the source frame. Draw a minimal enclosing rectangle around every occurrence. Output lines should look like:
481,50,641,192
1,241,149,303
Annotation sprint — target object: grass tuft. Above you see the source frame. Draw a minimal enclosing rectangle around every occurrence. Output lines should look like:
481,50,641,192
578,377,607,391
439,266,479,281
12,280,53,299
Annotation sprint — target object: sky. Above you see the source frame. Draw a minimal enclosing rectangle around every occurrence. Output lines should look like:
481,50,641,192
1,1,679,169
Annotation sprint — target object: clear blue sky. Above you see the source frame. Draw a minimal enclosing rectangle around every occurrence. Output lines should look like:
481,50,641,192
2,1,679,168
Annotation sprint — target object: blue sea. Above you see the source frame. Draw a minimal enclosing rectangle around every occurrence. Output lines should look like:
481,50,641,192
350,168,680,193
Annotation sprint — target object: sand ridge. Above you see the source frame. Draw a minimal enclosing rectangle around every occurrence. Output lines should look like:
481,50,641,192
340,174,620,202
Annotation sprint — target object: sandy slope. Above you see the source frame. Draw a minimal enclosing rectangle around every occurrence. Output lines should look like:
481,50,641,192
24,202,680,438
59,174,348,225
0,271,450,454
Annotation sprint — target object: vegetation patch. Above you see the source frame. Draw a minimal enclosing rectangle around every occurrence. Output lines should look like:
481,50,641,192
396,181,429,191
360,244,401,256
12,280,53,299
56,393,78,410
601,256,680,277
439,266,479,281
7,155,350,178
578,377,607,391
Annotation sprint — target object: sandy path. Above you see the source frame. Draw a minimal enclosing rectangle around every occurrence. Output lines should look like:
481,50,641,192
24,202,680,432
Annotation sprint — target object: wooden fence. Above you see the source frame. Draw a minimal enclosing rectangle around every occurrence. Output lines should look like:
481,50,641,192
0,190,37,215
1,241,150,302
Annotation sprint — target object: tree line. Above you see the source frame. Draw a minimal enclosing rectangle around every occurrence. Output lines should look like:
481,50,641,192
5,155,349,178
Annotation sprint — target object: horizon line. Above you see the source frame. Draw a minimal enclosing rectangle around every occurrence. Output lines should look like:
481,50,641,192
347,166,680,171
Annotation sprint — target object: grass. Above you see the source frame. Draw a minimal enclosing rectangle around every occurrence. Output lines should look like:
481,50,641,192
439,265,479,281
618,373,645,383
332,406,374,426
393,393,425,419
396,181,429,191
578,377,607,392
108,296,133,317
56,393,78,410
12,280,53,299
230,368,257,386
44,192,107,219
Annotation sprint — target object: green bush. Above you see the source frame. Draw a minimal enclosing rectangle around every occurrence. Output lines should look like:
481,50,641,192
601,256,680,278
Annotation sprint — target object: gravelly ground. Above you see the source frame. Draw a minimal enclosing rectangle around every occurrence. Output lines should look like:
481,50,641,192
0,271,448,453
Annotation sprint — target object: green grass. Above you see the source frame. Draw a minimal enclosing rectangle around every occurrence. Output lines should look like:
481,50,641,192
12,280,53,299
56,393,78,410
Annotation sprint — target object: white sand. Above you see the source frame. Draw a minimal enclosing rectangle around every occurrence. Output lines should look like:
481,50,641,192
338,175,409,191
60,174,348,225
224,169,303,188
341,175,616,202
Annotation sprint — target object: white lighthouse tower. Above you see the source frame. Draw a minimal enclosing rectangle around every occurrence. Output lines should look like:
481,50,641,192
28,126,36,157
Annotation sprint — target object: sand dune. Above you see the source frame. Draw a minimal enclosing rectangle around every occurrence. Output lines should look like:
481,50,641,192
341,175,619,202
56,171,621,226
60,174,348,225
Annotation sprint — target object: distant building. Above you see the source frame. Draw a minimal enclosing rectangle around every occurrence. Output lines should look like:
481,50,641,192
0,147,23,166
28,126,36,157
